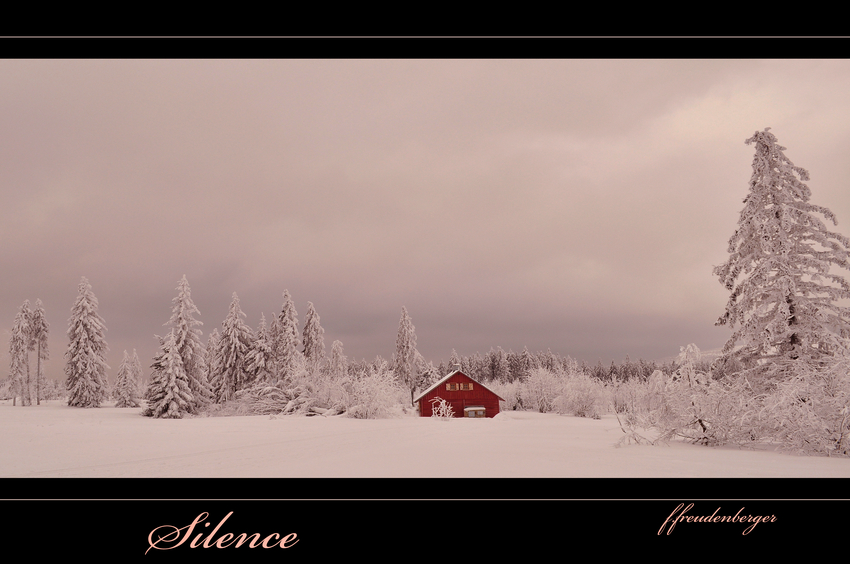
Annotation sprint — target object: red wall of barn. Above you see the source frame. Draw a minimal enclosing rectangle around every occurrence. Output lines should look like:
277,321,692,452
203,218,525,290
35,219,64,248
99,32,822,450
418,372,501,418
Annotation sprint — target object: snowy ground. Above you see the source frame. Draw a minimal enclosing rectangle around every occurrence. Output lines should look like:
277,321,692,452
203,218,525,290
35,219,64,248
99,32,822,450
1,400,849,478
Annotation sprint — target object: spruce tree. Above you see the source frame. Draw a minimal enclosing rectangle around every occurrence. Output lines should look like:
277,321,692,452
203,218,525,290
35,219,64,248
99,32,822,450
8,301,32,406
714,128,850,375
20,300,34,405
165,276,209,410
31,299,49,405
143,329,194,418
394,307,418,405
64,277,109,408
302,301,325,371
448,349,461,371
211,293,254,403
274,290,302,383
204,328,220,391
131,349,143,396
245,313,273,384
114,350,141,407
489,346,510,383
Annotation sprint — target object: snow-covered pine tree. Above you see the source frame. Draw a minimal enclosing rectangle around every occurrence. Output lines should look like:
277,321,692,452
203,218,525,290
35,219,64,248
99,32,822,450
329,339,348,379
714,128,850,382
20,300,34,406
31,299,49,405
414,349,439,388
8,301,32,406
274,290,302,383
165,276,210,410
143,329,194,418
448,349,461,371
302,301,325,371
131,349,143,397
245,313,273,384
114,350,141,407
211,293,254,403
268,312,281,380
394,306,418,405
520,346,536,378
64,278,109,408
204,328,220,391
490,346,510,383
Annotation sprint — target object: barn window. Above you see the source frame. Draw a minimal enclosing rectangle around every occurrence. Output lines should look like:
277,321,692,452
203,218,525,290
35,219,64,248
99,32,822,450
464,406,485,417
446,383,459,391
459,382,473,391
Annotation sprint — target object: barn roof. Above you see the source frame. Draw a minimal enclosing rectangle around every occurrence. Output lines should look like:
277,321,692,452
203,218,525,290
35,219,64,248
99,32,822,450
413,370,505,403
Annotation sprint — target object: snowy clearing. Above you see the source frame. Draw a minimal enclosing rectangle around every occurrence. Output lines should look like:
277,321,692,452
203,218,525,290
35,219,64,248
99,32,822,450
1,400,849,478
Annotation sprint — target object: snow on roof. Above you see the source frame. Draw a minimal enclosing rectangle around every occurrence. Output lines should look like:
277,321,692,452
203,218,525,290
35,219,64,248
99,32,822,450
413,370,505,403
463,406,485,411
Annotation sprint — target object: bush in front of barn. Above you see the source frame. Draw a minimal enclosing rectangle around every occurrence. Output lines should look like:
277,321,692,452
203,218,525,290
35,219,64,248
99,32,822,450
488,365,606,418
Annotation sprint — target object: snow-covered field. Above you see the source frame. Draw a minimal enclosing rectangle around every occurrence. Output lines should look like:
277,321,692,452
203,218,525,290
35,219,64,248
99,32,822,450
2,400,849,478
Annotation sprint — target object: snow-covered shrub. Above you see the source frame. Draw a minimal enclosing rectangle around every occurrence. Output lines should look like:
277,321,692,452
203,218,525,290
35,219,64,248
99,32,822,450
610,344,753,446
655,373,751,446
553,371,606,418
430,396,454,419
345,360,406,419
525,367,561,413
609,370,667,426
489,379,524,411
756,355,850,455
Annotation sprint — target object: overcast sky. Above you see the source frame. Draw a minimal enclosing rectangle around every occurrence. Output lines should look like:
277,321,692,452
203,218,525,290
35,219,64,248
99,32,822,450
3,55,850,382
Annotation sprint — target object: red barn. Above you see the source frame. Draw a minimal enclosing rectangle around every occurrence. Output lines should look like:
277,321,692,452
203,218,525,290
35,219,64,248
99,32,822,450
414,370,504,418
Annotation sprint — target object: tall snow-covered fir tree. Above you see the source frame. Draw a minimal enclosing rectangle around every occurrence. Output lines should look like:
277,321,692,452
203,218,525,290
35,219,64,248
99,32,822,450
8,300,32,406
245,313,273,384
204,328,220,389
273,290,302,383
489,346,510,382
211,293,254,403
30,299,49,405
143,329,194,418
164,276,210,410
114,350,141,407
302,301,325,371
714,128,850,373
448,349,461,371
394,306,418,405
131,349,143,393
20,300,34,405
64,278,109,408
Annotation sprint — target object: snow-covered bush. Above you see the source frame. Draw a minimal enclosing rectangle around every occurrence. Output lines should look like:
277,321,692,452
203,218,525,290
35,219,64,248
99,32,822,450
610,346,762,447
609,370,667,426
345,360,406,419
490,379,524,411
553,371,605,419
489,364,606,418
655,372,753,446
756,355,850,455
525,367,560,413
